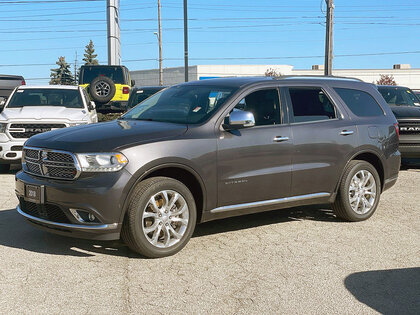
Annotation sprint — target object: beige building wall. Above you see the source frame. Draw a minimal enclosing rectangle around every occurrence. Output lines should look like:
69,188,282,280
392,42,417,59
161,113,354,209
130,64,420,90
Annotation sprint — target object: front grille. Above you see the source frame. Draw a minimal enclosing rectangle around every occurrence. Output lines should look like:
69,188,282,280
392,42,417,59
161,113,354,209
11,145,23,151
23,147,79,180
19,199,70,223
399,122,420,134
400,143,420,147
9,123,66,139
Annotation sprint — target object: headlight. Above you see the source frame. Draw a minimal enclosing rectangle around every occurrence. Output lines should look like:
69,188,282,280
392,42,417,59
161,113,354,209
0,123,6,133
76,153,128,172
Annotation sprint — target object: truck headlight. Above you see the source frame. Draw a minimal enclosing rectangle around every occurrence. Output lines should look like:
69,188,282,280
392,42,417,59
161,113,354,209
0,123,6,133
76,153,128,172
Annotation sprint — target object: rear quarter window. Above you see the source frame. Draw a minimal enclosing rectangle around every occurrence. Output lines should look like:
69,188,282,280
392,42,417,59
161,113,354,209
334,88,384,117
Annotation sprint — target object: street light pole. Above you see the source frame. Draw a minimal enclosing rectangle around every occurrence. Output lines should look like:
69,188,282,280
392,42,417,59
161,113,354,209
183,0,188,82
324,0,334,76
157,0,163,85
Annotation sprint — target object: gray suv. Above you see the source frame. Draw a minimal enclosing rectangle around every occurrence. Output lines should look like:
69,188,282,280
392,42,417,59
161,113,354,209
15,76,400,257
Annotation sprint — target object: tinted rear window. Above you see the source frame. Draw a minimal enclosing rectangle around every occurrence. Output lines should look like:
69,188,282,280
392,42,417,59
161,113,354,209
80,66,125,84
334,88,384,117
288,87,337,123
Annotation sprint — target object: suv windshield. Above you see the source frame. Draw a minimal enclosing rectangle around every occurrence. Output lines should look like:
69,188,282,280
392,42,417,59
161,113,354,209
378,86,420,107
122,85,236,124
7,89,83,108
79,66,125,84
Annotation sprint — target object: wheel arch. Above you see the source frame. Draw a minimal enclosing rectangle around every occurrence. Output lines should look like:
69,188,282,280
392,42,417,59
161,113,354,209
121,163,206,224
334,150,385,198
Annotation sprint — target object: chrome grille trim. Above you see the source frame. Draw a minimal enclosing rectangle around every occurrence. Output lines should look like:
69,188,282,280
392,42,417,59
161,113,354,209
22,146,81,180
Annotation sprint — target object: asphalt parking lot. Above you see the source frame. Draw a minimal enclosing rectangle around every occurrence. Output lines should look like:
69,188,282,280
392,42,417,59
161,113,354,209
0,166,419,314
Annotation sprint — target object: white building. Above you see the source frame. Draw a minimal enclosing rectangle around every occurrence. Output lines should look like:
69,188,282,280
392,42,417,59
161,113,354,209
130,64,420,90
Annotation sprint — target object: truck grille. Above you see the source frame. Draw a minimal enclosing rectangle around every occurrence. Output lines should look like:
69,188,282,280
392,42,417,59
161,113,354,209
399,122,420,134
9,123,66,139
23,147,80,180
19,198,70,223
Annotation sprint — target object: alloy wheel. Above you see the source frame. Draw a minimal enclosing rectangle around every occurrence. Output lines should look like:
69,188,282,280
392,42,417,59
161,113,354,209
142,190,189,248
348,170,377,214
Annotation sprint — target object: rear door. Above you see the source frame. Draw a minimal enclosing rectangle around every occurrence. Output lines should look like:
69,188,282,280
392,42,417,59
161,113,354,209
284,86,357,197
217,87,293,207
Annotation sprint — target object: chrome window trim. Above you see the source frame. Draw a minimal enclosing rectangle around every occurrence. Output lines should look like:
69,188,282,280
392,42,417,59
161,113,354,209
23,146,81,180
17,206,118,230
210,192,331,213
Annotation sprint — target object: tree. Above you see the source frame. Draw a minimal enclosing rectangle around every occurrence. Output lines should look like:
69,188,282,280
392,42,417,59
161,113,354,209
265,68,282,77
83,40,99,65
376,74,397,86
50,56,74,85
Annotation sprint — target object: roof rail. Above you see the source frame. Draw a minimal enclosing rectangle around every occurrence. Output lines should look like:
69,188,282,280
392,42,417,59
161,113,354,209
273,75,364,82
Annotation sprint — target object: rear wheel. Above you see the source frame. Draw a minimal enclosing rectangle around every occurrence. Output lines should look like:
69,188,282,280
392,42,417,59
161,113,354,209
0,164,10,173
332,160,381,221
121,177,197,258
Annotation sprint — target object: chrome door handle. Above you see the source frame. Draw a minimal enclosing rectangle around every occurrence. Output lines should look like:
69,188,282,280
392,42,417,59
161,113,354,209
273,136,289,142
340,130,354,136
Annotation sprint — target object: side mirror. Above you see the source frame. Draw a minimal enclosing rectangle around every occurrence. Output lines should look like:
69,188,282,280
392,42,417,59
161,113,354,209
223,110,255,130
0,100,5,107
131,79,135,87
88,101,96,111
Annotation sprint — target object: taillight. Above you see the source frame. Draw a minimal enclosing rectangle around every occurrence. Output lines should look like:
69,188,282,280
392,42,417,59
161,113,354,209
394,123,399,138
122,87,129,94
21,79,26,85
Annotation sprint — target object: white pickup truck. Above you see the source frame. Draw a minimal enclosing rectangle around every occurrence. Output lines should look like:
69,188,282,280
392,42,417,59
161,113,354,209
0,85,97,172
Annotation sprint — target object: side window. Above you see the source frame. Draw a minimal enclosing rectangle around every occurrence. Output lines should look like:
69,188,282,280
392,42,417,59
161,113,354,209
288,88,337,123
233,89,280,126
335,88,384,117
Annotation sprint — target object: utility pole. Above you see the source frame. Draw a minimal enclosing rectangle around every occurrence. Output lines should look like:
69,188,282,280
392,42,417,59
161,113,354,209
157,0,163,86
107,0,121,65
74,51,78,84
324,0,334,76
183,0,188,82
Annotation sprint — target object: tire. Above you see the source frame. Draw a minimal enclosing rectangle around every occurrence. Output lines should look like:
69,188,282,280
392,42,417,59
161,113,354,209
121,177,197,258
89,76,116,104
332,160,381,222
0,164,10,173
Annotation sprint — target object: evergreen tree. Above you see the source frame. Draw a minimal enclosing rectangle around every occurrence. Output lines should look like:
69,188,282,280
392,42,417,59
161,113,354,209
83,40,99,65
50,56,75,85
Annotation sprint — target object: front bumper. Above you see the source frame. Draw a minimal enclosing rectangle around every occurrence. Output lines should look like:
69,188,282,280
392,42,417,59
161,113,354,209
15,169,133,240
0,139,25,163
399,143,420,158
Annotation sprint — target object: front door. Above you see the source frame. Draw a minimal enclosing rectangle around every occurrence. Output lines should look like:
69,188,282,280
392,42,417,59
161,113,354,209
217,88,293,207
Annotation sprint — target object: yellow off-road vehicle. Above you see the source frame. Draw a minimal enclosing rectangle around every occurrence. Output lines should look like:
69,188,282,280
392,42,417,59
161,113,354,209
79,65,134,113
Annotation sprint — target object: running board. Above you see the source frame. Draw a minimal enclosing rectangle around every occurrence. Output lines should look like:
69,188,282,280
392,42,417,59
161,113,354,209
210,192,331,214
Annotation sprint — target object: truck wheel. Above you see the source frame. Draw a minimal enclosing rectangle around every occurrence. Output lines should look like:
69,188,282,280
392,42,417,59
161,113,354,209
89,76,116,104
332,160,381,221
0,164,10,173
122,177,197,258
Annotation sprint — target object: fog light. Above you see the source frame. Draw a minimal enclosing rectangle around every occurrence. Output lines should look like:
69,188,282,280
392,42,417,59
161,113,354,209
70,208,100,223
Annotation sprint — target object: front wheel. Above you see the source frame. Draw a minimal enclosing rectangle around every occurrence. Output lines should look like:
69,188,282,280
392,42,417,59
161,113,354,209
121,177,197,258
332,160,381,221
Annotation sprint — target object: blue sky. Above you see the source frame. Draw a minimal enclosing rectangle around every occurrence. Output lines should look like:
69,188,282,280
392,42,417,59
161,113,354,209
0,0,419,84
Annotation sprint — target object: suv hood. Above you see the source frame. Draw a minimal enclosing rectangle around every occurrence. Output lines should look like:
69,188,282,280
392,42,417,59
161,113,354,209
390,105,420,119
0,106,88,122
25,119,188,152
